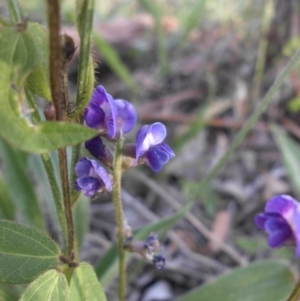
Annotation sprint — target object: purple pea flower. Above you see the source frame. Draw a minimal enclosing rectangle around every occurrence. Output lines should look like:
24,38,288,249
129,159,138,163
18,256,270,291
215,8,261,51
84,85,137,138
135,122,175,172
85,136,113,167
115,99,137,134
255,194,300,256
74,157,113,197
84,85,118,138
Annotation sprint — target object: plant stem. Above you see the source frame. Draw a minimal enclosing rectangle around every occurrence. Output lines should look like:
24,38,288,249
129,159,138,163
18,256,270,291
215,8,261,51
112,137,126,301
70,0,95,206
25,88,68,248
6,0,22,23
46,0,74,258
287,279,300,301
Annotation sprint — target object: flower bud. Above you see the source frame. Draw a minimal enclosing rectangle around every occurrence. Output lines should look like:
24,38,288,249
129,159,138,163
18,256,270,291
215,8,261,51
44,102,56,121
61,34,75,63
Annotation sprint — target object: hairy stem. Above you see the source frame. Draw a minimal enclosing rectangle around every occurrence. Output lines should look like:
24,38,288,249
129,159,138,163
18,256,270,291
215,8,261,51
112,138,126,301
287,280,300,301
46,0,74,258
25,89,68,247
6,0,22,23
70,0,95,206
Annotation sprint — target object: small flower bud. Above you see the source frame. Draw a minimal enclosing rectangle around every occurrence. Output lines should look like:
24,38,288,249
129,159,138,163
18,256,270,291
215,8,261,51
61,34,75,63
125,232,165,269
44,102,56,121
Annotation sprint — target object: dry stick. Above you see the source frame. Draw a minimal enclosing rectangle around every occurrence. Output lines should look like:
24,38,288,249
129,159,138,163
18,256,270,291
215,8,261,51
46,0,74,259
131,170,247,265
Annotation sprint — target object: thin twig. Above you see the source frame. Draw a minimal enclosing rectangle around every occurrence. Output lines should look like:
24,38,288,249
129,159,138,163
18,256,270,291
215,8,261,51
130,170,247,265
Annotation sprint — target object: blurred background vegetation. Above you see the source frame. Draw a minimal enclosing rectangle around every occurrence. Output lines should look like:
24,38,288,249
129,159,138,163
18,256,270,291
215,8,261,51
1,0,300,300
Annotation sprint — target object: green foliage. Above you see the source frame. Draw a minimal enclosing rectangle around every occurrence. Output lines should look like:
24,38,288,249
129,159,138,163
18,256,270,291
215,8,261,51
175,261,294,301
70,263,107,301
75,0,95,111
19,270,69,301
271,125,300,198
73,194,90,253
0,174,15,220
0,139,43,228
25,23,51,100
93,32,137,93
0,220,60,284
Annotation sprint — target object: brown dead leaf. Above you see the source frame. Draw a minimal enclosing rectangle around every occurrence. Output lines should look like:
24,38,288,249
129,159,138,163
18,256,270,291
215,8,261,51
208,210,231,253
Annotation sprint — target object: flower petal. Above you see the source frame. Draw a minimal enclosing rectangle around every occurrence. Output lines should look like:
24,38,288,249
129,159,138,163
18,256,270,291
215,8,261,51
265,195,298,221
146,148,169,172
155,143,175,158
90,85,109,106
85,136,106,159
115,99,137,134
255,213,268,230
76,176,101,197
90,160,113,191
103,93,118,138
75,157,92,177
84,103,105,128
136,125,151,159
265,217,292,247
149,122,167,145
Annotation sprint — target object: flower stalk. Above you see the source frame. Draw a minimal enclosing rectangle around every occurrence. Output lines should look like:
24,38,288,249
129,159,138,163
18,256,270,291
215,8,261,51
112,137,126,301
287,280,300,301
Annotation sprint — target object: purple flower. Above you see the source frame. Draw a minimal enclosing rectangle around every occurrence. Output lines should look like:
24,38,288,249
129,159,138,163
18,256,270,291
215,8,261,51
115,99,137,134
84,85,118,138
135,122,175,172
255,194,300,256
74,157,112,197
85,136,113,167
84,85,136,138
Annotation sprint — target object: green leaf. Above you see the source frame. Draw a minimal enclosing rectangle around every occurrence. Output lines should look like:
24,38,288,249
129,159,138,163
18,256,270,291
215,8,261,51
0,139,43,228
0,174,15,220
0,284,22,301
0,26,38,87
74,194,90,253
0,27,96,153
175,261,294,301
0,81,96,153
19,270,69,301
271,125,300,198
25,23,51,100
0,220,60,284
93,33,137,93
70,263,107,301
96,205,189,286
75,0,95,110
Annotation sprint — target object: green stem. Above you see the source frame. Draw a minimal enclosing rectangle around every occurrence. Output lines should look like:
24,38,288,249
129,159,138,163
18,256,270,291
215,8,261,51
25,89,68,248
113,138,126,301
46,0,74,258
193,47,300,197
70,0,95,205
287,280,300,301
6,0,22,23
